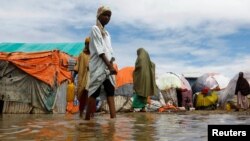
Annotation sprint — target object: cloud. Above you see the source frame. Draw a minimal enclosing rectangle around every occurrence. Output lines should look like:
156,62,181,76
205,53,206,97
0,0,97,42
0,0,250,79
109,0,250,29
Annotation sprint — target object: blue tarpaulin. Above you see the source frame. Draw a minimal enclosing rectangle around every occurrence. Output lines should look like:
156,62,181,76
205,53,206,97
0,42,84,56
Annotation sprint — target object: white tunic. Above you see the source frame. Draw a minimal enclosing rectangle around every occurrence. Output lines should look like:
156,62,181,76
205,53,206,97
88,25,116,96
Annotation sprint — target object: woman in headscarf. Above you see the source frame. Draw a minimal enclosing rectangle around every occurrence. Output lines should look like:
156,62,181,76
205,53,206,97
74,37,90,118
132,48,157,112
85,6,117,120
235,72,250,110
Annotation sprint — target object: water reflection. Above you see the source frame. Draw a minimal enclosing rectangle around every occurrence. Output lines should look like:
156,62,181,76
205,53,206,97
77,114,134,140
132,113,157,141
0,113,250,141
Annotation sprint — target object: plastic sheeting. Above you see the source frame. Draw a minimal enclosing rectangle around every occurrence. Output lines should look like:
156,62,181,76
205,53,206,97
161,88,178,106
156,72,193,107
219,71,250,107
156,72,182,90
115,83,134,97
192,73,230,94
0,42,84,57
116,66,134,88
0,61,58,113
101,95,132,112
0,50,72,87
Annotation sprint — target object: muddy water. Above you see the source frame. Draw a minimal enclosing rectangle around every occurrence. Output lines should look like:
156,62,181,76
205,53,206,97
0,113,250,141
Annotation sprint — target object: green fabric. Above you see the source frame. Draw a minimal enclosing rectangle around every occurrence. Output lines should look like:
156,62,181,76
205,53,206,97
32,85,57,112
0,42,84,57
133,48,157,97
132,94,147,108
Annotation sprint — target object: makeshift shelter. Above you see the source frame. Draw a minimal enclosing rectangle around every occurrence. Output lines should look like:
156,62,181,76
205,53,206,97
182,72,203,87
219,71,250,108
0,43,83,114
192,73,229,110
115,66,134,97
156,72,193,108
192,73,230,94
0,42,83,56
102,66,168,112
101,66,134,112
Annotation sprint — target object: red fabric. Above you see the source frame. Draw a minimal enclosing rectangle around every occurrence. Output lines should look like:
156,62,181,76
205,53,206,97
202,87,209,94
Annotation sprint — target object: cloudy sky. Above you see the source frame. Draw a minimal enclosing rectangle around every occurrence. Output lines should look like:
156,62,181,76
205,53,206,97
1,0,250,78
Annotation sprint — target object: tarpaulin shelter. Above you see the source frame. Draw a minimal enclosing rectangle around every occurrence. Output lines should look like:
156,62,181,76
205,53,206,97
0,42,84,114
218,71,250,108
102,66,135,112
115,66,134,97
192,73,230,94
0,42,83,56
156,72,193,108
182,72,203,87
157,72,183,90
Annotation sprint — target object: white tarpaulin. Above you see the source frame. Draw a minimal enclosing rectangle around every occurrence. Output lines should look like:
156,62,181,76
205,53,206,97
192,73,230,94
219,71,250,107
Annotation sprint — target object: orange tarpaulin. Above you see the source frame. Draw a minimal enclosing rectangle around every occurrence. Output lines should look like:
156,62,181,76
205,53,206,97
116,66,134,88
66,101,79,114
0,50,72,87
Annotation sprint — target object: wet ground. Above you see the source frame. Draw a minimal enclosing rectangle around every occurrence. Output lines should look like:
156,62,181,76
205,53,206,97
0,111,250,141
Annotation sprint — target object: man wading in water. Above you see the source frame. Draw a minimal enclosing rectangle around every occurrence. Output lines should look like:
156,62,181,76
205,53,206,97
85,6,117,120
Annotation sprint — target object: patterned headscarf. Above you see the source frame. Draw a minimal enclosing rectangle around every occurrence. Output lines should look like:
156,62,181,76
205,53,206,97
96,6,111,37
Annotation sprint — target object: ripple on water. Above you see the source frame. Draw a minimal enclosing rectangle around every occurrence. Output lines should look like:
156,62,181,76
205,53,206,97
0,113,250,140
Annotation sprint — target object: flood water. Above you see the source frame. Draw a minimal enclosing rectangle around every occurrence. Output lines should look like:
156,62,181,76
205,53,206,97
0,112,250,141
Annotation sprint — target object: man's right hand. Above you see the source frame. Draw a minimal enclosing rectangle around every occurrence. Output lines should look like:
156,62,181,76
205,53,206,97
108,64,117,75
